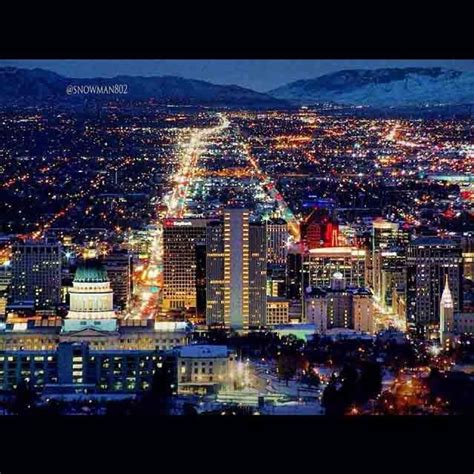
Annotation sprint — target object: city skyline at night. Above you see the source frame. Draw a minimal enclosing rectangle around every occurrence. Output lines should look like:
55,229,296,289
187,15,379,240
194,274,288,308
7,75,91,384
0,59,472,416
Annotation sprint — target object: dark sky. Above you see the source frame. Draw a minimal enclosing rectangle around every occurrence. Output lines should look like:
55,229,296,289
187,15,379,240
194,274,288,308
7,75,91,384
1,59,472,91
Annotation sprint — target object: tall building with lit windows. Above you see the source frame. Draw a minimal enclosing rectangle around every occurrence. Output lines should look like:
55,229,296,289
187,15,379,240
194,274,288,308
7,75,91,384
302,246,366,290
369,218,408,294
206,221,225,325
266,219,288,265
248,222,267,327
162,219,207,311
301,208,339,250
103,250,133,310
439,275,455,349
373,248,406,310
266,219,288,298
406,237,462,339
224,209,249,330
206,209,266,330
9,239,62,311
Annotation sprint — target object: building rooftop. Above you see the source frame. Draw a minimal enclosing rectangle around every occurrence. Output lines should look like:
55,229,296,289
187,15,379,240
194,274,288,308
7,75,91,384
411,236,457,246
273,323,316,331
179,344,229,358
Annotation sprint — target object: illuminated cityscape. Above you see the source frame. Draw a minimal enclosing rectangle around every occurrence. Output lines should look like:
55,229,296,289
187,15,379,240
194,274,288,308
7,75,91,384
0,61,473,416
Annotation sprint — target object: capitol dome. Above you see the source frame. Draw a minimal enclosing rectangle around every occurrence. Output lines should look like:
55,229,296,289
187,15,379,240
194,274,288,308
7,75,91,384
64,259,116,329
74,260,109,283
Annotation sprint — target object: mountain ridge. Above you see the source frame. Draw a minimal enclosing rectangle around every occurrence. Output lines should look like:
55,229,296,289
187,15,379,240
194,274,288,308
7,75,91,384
268,67,474,107
0,67,287,108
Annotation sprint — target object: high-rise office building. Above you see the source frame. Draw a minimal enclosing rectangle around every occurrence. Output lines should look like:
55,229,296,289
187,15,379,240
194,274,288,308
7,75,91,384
9,240,62,310
406,237,462,339
286,249,302,300
206,221,225,326
266,219,288,298
266,297,290,326
162,219,207,310
302,247,366,290
461,233,474,282
206,209,266,330
266,219,288,265
103,250,133,310
195,242,207,317
301,208,339,250
369,218,408,292
373,248,406,310
267,263,286,297
248,222,267,327
439,276,455,349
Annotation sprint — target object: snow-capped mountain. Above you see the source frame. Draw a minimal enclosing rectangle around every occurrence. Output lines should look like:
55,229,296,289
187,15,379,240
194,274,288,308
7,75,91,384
268,68,474,107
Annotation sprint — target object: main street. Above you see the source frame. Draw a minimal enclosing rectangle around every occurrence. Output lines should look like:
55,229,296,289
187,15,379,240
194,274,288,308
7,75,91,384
128,114,230,319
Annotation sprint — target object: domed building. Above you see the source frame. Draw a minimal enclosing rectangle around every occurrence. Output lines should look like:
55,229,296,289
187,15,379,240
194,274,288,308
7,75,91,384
0,258,191,395
63,260,117,332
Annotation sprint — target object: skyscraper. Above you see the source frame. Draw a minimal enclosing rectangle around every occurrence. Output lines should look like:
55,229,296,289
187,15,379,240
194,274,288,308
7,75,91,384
301,208,339,250
302,247,366,290
286,248,302,300
266,219,288,265
103,250,133,310
461,233,474,282
162,219,207,311
206,209,266,330
195,242,207,317
406,237,462,339
373,248,406,310
248,222,267,327
439,275,455,349
266,219,288,298
369,218,408,292
206,221,225,326
9,240,62,311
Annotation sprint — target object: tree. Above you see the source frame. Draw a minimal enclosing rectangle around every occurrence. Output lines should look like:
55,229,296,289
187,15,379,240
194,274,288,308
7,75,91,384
11,379,38,415
358,362,382,402
302,365,320,388
105,399,135,416
182,402,198,416
322,379,347,416
134,362,175,415
277,353,298,386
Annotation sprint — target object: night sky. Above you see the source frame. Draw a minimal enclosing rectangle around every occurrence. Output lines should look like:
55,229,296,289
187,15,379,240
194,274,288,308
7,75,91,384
0,59,473,91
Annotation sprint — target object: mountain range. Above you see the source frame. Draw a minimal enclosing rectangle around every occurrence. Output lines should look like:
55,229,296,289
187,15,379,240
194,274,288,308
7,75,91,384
0,67,285,108
0,66,472,109
268,68,474,107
